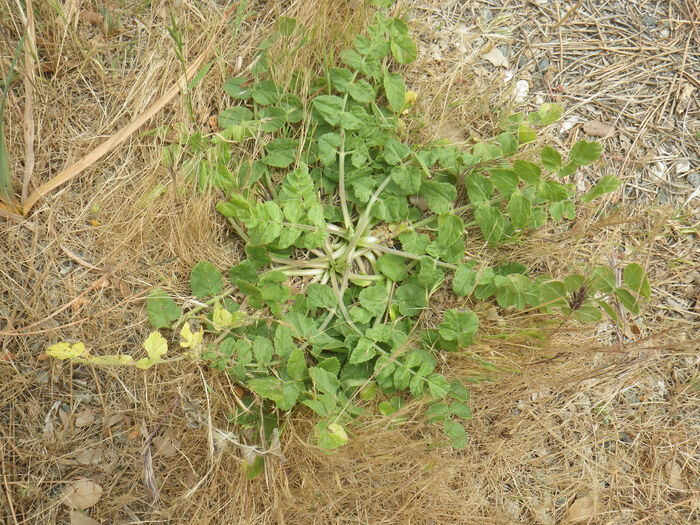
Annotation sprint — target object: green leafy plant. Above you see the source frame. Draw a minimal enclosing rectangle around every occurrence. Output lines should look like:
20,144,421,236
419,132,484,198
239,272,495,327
48,13,650,464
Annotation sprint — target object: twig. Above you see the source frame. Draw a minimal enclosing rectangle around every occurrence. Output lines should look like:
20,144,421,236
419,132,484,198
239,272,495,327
550,0,585,32
21,0,35,202
59,243,103,272
0,440,19,525
682,0,700,46
0,207,34,229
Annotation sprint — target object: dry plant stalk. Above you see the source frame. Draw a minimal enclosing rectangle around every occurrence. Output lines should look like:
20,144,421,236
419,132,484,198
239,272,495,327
22,0,36,202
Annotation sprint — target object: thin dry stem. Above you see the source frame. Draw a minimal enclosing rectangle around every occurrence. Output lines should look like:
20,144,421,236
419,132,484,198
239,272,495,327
21,0,35,202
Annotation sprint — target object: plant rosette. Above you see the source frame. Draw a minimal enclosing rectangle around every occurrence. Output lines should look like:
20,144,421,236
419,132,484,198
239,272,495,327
47,12,649,465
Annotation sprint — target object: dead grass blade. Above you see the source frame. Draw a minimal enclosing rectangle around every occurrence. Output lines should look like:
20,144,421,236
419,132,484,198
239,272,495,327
20,1,248,217
22,0,36,202
0,34,25,212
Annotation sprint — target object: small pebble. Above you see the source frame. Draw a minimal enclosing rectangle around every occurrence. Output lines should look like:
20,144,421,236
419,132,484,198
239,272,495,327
656,187,669,204
624,391,640,404
642,15,657,27
58,260,74,275
688,173,700,188
676,160,690,174
514,79,530,103
660,28,670,38
538,57,550,73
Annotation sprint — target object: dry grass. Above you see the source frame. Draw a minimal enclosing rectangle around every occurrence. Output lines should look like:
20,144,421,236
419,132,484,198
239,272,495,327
0,0,698,523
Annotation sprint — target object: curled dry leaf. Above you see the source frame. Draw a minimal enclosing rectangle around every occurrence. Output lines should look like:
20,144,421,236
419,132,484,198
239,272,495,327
664,460,686,490
62,480,103,509
91,277,111,290
69,509,101,525
153,432,181,457
71,296,91,315
59,407,70,426
676,84,695,114
483,46,508,68
583,119,615,138
74,411,95,428
267,428,285,462
76,448,103,466
409,194,429,211
181,396,205,428
675,160,690,174
564,495,595,523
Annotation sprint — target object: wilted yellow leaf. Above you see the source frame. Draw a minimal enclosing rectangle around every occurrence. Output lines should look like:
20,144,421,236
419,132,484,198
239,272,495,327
143,331,167,361
179,323,203,349
212,302,234,331
401,90,417,114
47,342,88,360
327,423,347,442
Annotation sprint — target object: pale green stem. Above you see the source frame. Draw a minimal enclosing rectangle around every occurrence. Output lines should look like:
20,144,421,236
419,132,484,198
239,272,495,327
337,174,393,298
279,268,327,277
347,272,384,281
364,244,458,270
372,279,393,329
410,149,431,178
270,255,329,268
336,71,359,231
338,130,352,230
226,218,250,243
